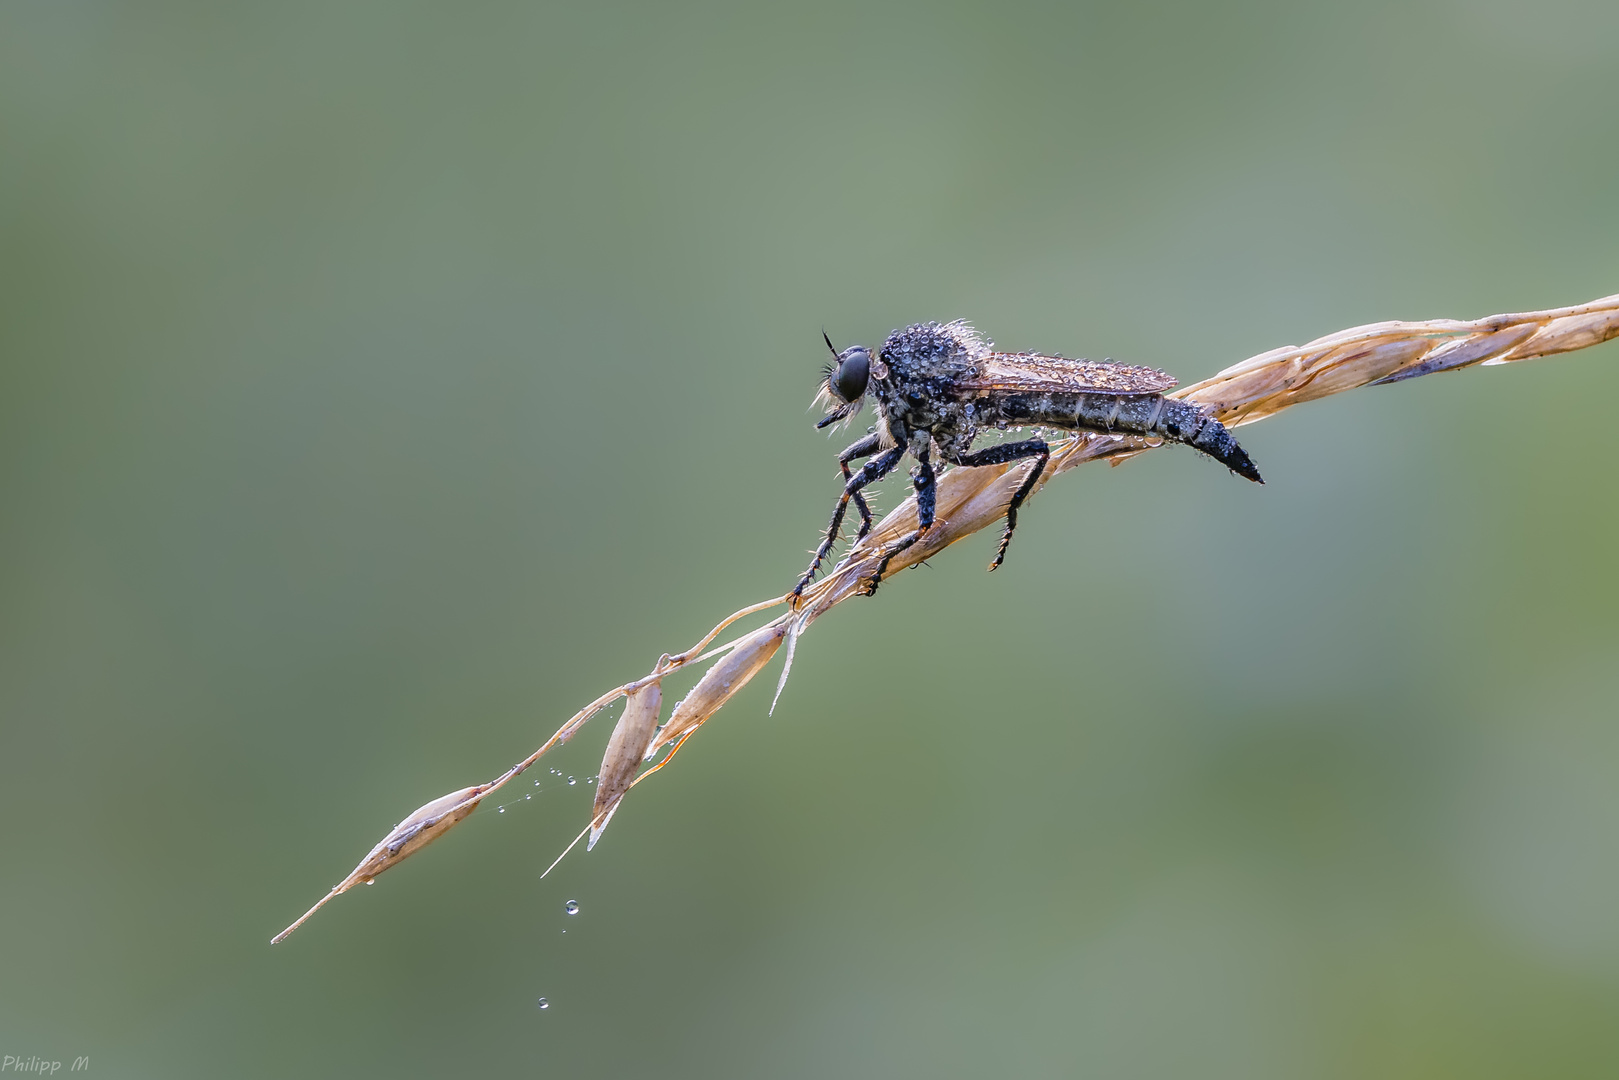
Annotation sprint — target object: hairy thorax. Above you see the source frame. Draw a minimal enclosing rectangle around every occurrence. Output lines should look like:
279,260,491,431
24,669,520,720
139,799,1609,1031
872,320,987,457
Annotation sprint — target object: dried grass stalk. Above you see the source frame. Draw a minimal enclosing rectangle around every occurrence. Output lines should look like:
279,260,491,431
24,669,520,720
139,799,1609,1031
274,291,1619,943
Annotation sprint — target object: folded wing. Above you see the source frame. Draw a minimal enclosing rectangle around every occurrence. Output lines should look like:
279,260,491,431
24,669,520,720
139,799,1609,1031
959,352,1178,395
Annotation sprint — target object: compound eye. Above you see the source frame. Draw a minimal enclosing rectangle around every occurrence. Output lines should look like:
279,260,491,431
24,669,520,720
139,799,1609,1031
832,347,870,402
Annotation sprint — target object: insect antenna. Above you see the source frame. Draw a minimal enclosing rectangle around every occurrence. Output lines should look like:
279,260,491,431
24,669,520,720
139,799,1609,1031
815,331,839,400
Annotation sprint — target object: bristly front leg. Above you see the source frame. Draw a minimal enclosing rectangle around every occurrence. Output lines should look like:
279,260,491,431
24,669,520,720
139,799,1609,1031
861,445,936,596
945,437,1050,571
794,439,903,600
837,433,883,544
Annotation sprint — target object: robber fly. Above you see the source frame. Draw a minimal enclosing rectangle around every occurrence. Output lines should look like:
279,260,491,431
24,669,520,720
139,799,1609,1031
793,320,1263,598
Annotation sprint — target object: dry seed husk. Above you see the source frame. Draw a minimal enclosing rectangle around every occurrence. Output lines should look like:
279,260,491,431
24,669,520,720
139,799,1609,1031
1179,293,1619,426
1503,307,1619,360
589,680,662,850
645,621,787,757
271,783,489,943
351,784,489,880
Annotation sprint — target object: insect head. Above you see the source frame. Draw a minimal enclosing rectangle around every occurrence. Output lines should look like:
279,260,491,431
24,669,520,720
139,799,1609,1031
816,332,872,429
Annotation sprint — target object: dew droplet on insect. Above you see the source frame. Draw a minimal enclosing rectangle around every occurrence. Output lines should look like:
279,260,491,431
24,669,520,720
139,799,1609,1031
565,899,579,915
537,998,549,1009
567,776,577,786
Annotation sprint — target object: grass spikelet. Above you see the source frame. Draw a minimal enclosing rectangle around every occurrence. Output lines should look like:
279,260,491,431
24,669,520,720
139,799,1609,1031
645,620,788,758
589,680,663,851
272,783,492,943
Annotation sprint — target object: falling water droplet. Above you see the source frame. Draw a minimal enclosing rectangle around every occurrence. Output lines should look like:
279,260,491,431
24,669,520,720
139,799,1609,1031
565,899,579,915
537,998,549,1010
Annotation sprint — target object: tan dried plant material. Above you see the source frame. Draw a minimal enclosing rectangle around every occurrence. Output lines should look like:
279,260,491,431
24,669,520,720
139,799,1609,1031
645,621,787,758
271,783,492,944
272,595,789,942
273,291,1619,944
588,680,662,851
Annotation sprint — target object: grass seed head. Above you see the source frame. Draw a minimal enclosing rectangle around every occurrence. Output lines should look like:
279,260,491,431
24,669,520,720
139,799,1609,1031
273,291,1619,943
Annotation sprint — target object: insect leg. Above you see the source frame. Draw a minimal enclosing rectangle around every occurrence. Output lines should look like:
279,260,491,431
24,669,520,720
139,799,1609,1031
945,437,1050,571
837,433,883,542
794,441,905,599
861,447,936,596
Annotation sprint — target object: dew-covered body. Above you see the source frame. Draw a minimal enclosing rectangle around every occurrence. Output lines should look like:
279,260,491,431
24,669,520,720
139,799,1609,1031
795,320,1262,597
966,387,1254,472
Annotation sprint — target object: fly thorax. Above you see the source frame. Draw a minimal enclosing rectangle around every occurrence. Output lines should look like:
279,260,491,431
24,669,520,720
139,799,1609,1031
880,320,988,372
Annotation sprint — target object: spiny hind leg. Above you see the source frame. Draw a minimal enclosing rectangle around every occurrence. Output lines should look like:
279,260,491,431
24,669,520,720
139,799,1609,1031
946,438,1049,571
861,450,936,596
794,439,900,600
994,444,1050,569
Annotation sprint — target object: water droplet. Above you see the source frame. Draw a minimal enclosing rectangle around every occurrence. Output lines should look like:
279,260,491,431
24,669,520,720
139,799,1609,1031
537,998,549,1010
565,899,579,915
567,776,577,786
533,780,541,787
524,794,532,800
497,806,506,813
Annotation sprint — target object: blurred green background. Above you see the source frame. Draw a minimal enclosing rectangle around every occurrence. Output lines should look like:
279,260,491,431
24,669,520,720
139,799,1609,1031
3,2,1618,1077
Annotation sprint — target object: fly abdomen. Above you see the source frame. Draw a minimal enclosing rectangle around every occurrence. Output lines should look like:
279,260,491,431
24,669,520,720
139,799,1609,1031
1072,393,1263,483
994,391,1262,483
1074,392,1149,432
1149,398,1263,483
